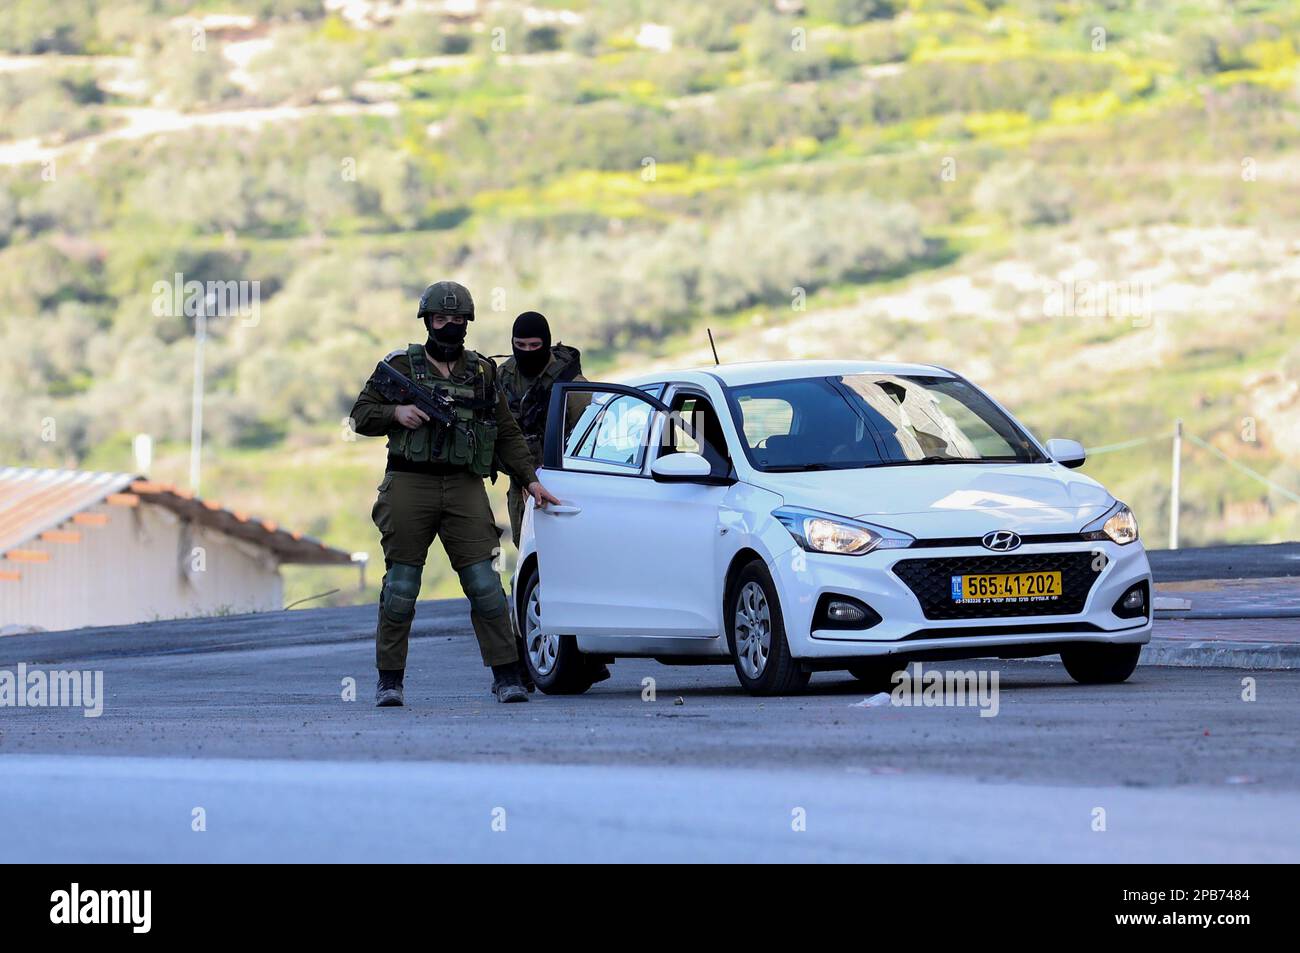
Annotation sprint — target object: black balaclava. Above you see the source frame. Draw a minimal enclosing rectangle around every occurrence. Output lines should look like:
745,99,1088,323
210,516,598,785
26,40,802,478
425,317,467,362
512,311,552,378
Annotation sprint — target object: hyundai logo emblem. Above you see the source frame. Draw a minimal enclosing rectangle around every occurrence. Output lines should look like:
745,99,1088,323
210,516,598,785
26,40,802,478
982,531,1022,552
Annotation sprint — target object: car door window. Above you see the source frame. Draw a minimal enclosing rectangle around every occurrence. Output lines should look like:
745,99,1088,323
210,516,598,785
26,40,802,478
668,397,703,456
561,389,660,473
662,391,732,470
564,400,605,456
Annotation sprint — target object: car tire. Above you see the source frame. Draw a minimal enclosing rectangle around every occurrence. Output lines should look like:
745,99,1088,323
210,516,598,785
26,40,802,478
518,567,594,695
725,560,810,696
846,659,905,693
1060,642,1142,684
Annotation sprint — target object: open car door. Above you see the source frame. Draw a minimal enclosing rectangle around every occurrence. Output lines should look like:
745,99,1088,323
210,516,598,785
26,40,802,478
530,381,733,640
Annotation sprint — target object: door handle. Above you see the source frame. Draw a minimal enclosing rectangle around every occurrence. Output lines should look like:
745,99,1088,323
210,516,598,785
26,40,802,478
543,504,582,515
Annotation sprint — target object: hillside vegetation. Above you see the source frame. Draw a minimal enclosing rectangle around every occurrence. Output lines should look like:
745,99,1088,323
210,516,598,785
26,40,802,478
2,0,1298,606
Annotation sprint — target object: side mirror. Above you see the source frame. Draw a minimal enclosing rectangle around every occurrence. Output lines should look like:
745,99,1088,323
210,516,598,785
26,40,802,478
1045,438,1086,469
651,452,714,483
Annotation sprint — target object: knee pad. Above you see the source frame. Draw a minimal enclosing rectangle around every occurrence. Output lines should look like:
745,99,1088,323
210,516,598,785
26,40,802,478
381,563,422,623
458,559,508,619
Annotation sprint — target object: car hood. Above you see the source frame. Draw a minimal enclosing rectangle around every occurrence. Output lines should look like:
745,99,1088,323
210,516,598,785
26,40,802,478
754,463,1115,538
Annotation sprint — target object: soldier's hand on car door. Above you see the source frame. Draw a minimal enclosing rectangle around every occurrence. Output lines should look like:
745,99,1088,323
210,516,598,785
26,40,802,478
528,481,562,508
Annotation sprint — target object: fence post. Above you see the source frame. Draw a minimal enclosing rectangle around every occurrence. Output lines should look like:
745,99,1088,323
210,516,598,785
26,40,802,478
1169,418,1182,550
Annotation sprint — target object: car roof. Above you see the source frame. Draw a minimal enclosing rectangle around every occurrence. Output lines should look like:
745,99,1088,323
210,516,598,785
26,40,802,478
618,359,956,389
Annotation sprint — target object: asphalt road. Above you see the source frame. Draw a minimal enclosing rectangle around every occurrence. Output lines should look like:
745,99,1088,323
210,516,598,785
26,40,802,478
1,602,1297,862
1148,542,1300,581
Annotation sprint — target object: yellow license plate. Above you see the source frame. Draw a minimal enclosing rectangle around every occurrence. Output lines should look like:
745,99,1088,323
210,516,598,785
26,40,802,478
952,571,1063,603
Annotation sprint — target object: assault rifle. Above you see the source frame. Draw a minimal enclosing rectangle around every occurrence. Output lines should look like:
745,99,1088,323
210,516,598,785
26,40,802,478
370,360,461,436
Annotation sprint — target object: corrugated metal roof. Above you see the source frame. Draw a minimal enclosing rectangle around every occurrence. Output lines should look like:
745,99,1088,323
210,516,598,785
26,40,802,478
0,467,352,566
0,468,135,555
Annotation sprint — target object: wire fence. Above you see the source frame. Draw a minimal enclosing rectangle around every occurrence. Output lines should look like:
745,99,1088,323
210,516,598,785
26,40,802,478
1086,428,1298,502
1183,433,1300,506
1083,421,1299,547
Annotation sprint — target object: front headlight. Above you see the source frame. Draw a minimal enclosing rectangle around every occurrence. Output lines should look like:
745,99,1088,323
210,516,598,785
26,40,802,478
1083,502,1139,545
1103,506,1140,544
773,507,914,556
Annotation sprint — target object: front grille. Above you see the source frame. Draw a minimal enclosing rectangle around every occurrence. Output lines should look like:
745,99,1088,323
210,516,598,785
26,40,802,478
909,533,1088,549
892,552,1101,620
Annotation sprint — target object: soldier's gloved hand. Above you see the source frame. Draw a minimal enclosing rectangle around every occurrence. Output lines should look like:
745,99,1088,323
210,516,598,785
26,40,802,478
528,481,562,509
394,404,431,429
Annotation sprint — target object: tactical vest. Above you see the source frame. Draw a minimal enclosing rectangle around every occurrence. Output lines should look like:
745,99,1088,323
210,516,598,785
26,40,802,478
501,344,581,463
387,345,498,478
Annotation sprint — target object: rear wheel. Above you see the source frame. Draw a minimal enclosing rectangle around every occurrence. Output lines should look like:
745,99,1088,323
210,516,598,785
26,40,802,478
846,659,906,693
726,561,809,696
518,568,595,695
1060,643,1141,684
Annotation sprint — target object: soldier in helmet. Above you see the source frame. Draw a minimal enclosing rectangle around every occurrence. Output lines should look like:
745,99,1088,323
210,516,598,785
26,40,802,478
349,281,561,706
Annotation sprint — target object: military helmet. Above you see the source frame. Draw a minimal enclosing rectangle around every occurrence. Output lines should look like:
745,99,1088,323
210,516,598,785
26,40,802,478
418,281,474,320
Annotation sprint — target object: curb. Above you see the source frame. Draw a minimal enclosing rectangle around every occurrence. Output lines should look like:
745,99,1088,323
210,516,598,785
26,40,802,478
1140,639,1300,670
1155,609,1300,620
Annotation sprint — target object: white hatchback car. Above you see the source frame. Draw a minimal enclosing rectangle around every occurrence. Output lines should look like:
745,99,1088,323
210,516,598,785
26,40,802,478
512,360,1152,696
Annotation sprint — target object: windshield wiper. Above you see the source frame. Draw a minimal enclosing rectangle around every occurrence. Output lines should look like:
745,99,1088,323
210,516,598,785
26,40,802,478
763,456,1027,472
761,463,842,472
865,455,1017,468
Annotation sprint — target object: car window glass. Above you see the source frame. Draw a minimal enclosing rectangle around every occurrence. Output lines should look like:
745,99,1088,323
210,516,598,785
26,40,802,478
566,392,654,469
664,392,731,468
724,374,1043,471
842,375,1015,459
672,397,703,455
927,389,1018,457
735,396,794,447
564,397,604,457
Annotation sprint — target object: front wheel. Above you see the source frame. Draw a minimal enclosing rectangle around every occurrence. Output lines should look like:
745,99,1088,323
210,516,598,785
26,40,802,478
726,561,809,696
518,568,594,695
1060,642,1142,684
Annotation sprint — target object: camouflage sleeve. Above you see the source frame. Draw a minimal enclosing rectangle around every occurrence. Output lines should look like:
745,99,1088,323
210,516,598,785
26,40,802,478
565,372,591,436
349,364,398,438
494,390,539,487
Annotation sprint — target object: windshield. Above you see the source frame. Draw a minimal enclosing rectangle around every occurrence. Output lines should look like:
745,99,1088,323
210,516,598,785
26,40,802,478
724,374,1048,472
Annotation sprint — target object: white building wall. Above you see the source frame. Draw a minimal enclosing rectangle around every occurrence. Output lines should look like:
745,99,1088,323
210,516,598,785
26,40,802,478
0,502,283,632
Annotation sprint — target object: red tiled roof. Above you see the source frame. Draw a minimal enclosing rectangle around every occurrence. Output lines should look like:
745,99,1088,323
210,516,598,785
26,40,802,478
0,467,351,566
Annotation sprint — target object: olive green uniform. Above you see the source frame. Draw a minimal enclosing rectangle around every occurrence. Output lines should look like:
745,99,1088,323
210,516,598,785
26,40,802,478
350,345,539,671
497,345,586,545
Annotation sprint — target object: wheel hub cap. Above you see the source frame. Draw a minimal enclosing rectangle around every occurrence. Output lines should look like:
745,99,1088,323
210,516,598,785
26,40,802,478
734,581,771,679
525,584,558,676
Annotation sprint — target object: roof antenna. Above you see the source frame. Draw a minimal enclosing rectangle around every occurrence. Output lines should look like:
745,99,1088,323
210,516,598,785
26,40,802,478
707,328,720,366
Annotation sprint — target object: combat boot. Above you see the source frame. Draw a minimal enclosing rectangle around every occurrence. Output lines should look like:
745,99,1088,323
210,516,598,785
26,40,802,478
491,664,529,703
376,669,405,707
517,658,536,692
513,633,536,692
